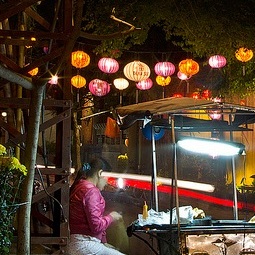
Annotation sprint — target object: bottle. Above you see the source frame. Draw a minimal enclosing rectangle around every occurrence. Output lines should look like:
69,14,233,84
142,201,148,220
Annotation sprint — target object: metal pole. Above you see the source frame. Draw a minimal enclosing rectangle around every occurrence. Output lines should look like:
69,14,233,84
152,127,159,212
232,157,238,220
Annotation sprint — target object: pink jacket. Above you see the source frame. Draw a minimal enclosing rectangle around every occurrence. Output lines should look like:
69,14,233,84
69,179,113,243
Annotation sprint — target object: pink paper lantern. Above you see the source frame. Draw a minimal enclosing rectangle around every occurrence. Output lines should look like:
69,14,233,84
209,55,227,68
89,79,110,96
177,71,190,80
136,78,153,90
154,62,175,77
98,57,119,74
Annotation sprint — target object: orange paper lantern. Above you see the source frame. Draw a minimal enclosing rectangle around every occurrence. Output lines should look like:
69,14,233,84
28,67,39,76
71,51,90,68
71,75,86,88
179,59,199,77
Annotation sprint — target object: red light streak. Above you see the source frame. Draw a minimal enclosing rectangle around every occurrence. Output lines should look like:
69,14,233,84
107,178,255,211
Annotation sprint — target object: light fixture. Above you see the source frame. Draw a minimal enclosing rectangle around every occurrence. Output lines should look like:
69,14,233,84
178,137,245,157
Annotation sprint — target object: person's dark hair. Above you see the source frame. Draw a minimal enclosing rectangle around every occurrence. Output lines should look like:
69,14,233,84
70,157,111,192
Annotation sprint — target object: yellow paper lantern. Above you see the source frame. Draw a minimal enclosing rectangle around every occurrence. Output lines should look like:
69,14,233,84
113,78,129,90
235,47,253,62
179,59,199,77
71,51,90,68
156,75,171,86
123,60,150,82
28,67,39,76
71,75,86,88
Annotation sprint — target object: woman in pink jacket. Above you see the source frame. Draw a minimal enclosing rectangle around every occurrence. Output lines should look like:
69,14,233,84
68,158,126,255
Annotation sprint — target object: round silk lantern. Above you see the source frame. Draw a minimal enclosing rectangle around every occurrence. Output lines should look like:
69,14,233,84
235,47,253,62
98,57,119,74
28,67,38,76
154,62,175,77
156,75,171,86
136,78,153,90
142,123,165,141
71,75,86,88
71,51,90,68
209,55,227,68
123,61,150,82
89,79,110,96
177,71,189,80
179,59,199,77
113,78,129,90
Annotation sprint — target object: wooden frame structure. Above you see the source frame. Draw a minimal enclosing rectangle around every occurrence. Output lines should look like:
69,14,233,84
0,98,72,254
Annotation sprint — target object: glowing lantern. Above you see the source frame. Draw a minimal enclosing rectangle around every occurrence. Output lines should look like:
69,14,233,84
177,71,189,80
154,62,175,77
136,78,153,90
173,93,183,98
48,75,58,85
123,61,150,82
71,51,90,68
192,92,200,99
179,59,199,77
209,55,227,68
235,47,253,75
98,57,119,74
235,47,253,62
208,110,222,120
28,67,38,76
156,76,171,86
89,79,110,96
71,75,86,88
113,78,129,90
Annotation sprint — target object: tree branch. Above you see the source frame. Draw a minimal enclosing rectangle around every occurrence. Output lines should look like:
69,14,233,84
79,15,140,41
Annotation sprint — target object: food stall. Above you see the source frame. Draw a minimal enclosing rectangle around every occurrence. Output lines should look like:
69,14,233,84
116,97,255,255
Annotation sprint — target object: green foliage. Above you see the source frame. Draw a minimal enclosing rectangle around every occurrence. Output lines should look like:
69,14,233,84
0,144,27,255
80,0,255,97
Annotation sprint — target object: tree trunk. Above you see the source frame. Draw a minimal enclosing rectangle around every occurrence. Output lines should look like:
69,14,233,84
17,82,45,255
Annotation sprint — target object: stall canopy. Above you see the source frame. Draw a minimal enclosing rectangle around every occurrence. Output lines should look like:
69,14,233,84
116,97,255,131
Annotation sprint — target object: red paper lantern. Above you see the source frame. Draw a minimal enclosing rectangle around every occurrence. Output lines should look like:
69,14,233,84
136,78,153,90
71,75,86,88
179,59,199,77
89,79,110,96
71,51,90,68
209,55,227,68
154,62,175,77
173,93,183,98
98,57,119,74
113,78,129,90
123,61,150,82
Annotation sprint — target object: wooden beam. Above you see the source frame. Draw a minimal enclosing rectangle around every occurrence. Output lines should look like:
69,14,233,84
0,30,69,40
0,0,40,22
0,98,72,108
32,177,69,203
25,7,51,30
20,47,65,74
0,53,21,72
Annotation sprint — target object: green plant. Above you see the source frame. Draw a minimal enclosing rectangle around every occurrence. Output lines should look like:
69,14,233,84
0,144,27,255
